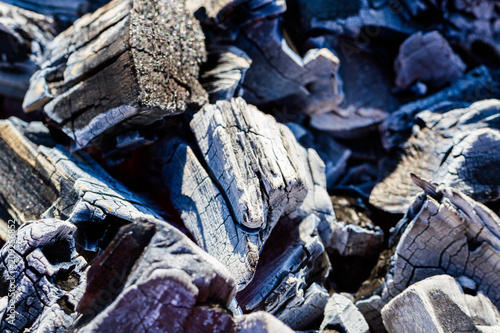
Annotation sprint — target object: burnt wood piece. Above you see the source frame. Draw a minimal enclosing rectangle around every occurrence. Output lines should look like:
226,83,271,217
237,215,330,330
0,219,88,333
23,0,207,151
235,311,295,333
158,98,317,288
358,180,500,330
0,118,162,249
0,1,110,27
72,218,240,333
371,99,500,214
380,66,500,152
310,106,388,140
286,123,351,188
200,0,344,116
320,294,369,333
382,275,500,333
394,31,466,90
0,3,55,100
200,45,252,103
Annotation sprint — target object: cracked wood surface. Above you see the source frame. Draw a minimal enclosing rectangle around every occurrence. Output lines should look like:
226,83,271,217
382,275,500,333
0,219,88,333
237,215,330,330
0,117,161,249
23,0,207,151
0,3,55,100
371,99,500,214
358,180,500,331
158,98,322,289
72,218,239,333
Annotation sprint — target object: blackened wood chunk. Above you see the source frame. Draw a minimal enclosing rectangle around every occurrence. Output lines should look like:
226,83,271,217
0,3,55,99
0,219,88,333
237,215,330,330
394,31,466,90
159,98,317,288
191,98,308,231
358,183,500,329
24,0,208,150
0,0,110,26
73,218,238,332
201,0,343,116
371,99,500,214
380,66,500,152
382,275,500,333
238,24,343,116
0,118,162,249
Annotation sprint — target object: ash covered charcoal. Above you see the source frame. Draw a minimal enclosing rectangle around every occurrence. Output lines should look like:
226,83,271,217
0,0,498,332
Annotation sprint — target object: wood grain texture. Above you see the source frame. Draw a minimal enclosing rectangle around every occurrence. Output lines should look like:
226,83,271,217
158,98,323,289
73,218,239,333
0,219,88,333
382,275,500,333
359,181,500,330
371,99,500,214
0,118,161,249
23,0,207,151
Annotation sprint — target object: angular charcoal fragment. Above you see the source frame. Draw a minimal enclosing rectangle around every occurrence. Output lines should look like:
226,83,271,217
394,31,466,90
0,219,88,333
0,118,162,249
358,182,500,329
382,275,500,333
372,99,500,214
23,0,208,151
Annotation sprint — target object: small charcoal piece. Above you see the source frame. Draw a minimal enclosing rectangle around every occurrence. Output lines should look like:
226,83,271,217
394,31,466,90
0,219,88,332
320,293,369,333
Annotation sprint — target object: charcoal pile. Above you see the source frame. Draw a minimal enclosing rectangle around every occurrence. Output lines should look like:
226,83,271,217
0,0,499,332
